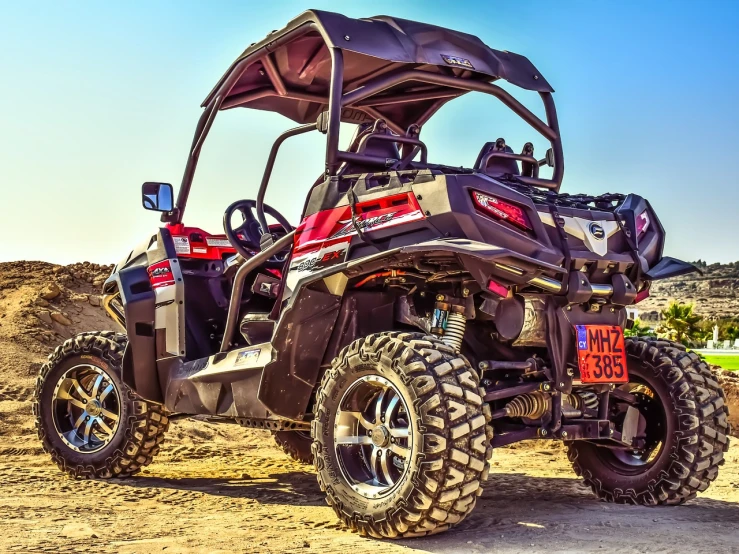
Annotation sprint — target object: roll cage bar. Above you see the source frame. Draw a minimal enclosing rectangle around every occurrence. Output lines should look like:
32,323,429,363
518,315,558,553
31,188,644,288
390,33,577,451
164,19,564,230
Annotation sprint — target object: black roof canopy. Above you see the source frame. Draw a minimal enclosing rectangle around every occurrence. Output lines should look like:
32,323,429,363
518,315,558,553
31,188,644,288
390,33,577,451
203,10,553,131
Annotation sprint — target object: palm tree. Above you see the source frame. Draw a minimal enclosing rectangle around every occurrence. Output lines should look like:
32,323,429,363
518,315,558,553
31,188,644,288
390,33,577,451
625,318,652,337
657,302,703,346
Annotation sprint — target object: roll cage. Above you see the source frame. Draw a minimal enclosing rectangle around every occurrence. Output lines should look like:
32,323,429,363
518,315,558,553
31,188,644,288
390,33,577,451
163,10,565,232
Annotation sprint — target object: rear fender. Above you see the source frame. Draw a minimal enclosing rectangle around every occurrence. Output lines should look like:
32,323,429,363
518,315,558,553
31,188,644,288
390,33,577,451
645,256,701,281
258,238,566,419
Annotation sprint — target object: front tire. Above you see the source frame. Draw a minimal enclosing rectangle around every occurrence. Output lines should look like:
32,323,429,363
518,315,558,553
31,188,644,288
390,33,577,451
312,332,492,538
567,338,730,505
33,331,169,479
272,430,313,464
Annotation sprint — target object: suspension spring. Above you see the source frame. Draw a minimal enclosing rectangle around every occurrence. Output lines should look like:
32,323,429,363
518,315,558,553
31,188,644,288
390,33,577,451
441,312,467,352
504,391,550,419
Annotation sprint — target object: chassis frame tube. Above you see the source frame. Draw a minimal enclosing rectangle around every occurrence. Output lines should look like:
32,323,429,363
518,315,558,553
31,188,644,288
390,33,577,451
219,231,296,352
167,21,566,222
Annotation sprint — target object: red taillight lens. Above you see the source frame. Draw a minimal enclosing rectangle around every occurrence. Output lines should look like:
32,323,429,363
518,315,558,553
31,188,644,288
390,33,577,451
487,278,510,298
471,191,532,231
147,260,175,289
636,209,650,238
634,288,650,304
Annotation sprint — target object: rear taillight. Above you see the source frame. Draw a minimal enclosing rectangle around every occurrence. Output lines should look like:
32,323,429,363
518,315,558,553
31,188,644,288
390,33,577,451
634,288,650,304
471,191,532,231
147,260,175,289
635,209,650,238
487,278,510,298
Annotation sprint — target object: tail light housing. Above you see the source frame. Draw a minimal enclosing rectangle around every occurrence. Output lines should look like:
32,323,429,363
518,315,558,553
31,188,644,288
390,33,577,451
147,260,175,289
471,191,532,231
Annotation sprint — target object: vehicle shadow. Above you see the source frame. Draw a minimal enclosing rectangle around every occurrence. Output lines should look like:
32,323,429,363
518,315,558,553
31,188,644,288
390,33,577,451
110,468,739,551
112,468,326,507
400,471,739,553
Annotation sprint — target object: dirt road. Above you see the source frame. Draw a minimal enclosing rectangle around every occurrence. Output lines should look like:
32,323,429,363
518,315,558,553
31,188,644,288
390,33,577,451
2,418,739,554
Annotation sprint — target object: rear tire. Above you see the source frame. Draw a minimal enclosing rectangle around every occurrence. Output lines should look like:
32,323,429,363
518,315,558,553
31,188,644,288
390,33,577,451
567,337,730,505
33,331,169,479
312,332,492,538
272,430,313,464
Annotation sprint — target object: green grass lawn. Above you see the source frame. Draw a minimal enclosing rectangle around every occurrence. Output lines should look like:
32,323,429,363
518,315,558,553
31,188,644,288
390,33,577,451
702,355,739,371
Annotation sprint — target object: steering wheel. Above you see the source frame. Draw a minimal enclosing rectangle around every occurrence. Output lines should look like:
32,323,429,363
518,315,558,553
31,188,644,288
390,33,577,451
223,200,293,264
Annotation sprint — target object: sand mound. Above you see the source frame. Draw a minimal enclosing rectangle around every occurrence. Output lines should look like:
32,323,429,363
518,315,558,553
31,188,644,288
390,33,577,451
0,261,115,437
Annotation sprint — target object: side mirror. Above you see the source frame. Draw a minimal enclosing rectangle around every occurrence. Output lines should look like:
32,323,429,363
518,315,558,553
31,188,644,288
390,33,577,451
544,148,555,168
142,182,174,212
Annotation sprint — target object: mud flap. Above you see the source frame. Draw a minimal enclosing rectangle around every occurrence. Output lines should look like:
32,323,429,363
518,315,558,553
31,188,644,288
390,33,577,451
258,284,341,419
119,264,163,403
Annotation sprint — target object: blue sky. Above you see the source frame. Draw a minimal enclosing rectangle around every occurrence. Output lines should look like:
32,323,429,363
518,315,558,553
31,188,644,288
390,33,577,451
1,1,738,264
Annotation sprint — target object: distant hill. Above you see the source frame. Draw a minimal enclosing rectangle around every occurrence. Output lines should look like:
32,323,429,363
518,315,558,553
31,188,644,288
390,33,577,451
637,261,739,321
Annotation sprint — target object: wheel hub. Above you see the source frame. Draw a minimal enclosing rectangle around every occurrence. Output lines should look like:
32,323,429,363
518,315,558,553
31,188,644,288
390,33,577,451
86,400,102,417
370,425,390,447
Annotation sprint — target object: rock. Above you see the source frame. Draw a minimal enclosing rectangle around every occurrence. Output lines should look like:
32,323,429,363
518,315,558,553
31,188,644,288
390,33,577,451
52,266,66,275
61,523,99,539
70,293,88,303
34,297,50,307
50,311,72,326
92,277,105,287
39,283,61,300
36,310,53,325
88,295,102,307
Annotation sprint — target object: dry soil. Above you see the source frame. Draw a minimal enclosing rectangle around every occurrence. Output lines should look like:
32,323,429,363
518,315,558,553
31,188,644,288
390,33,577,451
2,261,739,553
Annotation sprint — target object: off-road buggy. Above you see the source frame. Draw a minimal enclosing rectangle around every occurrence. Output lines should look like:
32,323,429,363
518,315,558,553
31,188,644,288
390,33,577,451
35,10,729,538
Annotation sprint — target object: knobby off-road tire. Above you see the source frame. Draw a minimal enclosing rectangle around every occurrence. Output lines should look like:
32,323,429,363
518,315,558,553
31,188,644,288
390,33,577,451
33,331,169,478
312,332,493,538
568,337,730,505
272,430,313,464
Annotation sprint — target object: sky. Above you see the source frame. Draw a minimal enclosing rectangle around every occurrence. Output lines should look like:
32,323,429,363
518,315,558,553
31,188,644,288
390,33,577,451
1,1,738,265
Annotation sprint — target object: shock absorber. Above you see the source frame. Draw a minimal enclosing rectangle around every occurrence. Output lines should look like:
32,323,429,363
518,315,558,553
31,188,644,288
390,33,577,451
430,294,467,352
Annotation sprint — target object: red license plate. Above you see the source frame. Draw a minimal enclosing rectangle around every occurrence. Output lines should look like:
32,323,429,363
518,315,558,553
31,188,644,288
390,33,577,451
575,325,629,383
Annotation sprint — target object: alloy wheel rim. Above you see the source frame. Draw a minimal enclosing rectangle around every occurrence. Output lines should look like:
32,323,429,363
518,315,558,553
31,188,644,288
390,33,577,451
609,381,666,470
334,375,413,499
51,364,121,453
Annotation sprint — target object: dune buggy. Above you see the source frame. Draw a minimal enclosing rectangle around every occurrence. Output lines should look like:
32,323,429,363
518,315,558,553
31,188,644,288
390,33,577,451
35,10,729,538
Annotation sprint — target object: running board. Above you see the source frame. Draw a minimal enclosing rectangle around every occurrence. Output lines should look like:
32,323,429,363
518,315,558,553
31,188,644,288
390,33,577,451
158,343,297,422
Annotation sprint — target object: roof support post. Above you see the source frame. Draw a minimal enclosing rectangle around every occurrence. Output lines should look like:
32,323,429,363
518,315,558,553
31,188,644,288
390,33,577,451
325,47,343,177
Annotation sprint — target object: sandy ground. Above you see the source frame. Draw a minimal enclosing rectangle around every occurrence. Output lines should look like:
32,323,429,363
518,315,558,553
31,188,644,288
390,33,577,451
3,261,739,553
2,423,739,554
